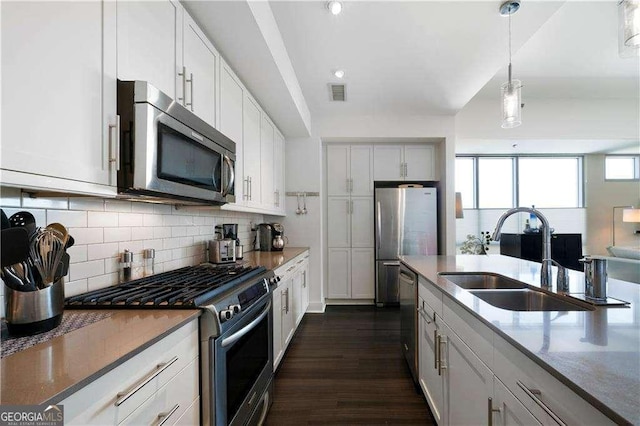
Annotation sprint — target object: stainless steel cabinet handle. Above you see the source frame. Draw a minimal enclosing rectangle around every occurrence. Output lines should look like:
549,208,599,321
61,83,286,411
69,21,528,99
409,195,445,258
186,73,194,111
400,162,404,177
350,178,353,192
346,178,350,193
115,356,179,406
404,162,408,177
347,200,350,215
417,306,432,324
434,330,439,371
487,398,501,426
281,290,287,312
158,404,180,426
286,288,290,313
108,115,121,177
438,336,447,375
178,66,187,105
350,200,354,214
248,176,252,200
517,381,566,426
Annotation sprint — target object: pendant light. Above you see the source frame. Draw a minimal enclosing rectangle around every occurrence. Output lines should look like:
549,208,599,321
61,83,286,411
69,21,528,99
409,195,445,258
499,1,522,129
619,0,640,57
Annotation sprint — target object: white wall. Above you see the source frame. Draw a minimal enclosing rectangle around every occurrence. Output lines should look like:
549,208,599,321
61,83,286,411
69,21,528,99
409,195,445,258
0,188,264,317
275,136,324,312
585,154,640,255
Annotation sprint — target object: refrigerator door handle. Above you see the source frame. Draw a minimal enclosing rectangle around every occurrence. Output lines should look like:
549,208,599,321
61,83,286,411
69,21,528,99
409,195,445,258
383,261,400,266
376,201,382,251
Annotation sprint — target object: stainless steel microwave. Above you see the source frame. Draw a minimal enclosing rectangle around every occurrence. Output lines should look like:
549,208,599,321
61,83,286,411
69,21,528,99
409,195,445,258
117,81,235,205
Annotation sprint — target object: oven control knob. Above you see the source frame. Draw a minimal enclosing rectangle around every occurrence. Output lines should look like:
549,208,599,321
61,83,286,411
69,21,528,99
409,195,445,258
229,304,241,314
220,309,233,322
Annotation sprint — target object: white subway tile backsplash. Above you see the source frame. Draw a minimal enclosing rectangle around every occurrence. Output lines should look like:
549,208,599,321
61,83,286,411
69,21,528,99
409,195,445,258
171,226,187,237
104,200,132,212
153,204,172,215
47,210,87,228
143,214,163,227
69,197,104,211
104,227,132,243
88,242,120,260
22,195,68,210
118,212,144,227
69,227,103,245
67,245,88,263
131,202,156,214
0,198,263,306
131,227,154,241
70,260,104,281
88,273,119,292
64,279,88,297
153,226,172,239
88,211,118,228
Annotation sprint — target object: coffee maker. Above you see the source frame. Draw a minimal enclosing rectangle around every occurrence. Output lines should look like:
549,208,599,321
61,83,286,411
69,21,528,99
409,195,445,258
257,223,286,251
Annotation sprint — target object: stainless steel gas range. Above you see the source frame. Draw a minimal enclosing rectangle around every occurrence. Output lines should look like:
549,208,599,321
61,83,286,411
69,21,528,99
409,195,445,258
65,263,277,426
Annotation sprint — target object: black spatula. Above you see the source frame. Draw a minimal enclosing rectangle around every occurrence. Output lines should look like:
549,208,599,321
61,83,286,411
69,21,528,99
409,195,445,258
1,227,30,268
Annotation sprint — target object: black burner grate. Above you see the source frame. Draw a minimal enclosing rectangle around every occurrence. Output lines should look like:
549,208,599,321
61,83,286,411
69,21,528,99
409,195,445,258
65,264,266,308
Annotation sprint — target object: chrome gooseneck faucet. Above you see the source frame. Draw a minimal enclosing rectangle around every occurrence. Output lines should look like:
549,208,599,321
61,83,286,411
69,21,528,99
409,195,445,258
491,207,554,289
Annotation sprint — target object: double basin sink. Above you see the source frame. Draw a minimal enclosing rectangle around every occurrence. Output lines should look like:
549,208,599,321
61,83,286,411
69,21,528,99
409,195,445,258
439,272,594,312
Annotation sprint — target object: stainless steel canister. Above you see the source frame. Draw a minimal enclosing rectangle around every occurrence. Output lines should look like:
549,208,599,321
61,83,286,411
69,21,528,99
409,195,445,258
581,256,608,302
4,278,65,336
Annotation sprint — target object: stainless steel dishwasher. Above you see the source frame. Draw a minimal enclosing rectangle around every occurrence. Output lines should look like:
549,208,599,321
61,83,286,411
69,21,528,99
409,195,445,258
399,263,418,385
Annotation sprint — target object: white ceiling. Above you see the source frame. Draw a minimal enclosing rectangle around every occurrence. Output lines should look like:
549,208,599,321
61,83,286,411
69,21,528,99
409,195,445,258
185,0,639,152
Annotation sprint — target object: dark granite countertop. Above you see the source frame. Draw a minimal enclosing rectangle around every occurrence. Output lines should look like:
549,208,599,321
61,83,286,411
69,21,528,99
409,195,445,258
400,254,639,425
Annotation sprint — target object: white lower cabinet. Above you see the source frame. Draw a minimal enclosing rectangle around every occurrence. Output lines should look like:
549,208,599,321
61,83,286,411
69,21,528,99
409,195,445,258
273,251,310,370
417,277,616,426
327,248,374,299
61,319,199,425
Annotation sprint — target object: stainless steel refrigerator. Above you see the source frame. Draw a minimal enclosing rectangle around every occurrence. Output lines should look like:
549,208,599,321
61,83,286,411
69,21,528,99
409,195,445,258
375,186,438,306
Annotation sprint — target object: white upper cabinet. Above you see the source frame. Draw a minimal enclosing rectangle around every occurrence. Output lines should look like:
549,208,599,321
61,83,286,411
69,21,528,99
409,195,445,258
274,129,286,213
260,116,275,208
1,1,117,194
327,145,373,196
116,0,181,99
243,94,262,208
327,145,350,196
373,146,404,181
374,144,435,181
219,59,245,202
182,13,218,127
404,145,435,180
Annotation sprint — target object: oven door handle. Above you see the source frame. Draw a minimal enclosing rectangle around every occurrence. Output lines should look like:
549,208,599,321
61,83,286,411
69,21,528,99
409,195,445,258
221,300,271,348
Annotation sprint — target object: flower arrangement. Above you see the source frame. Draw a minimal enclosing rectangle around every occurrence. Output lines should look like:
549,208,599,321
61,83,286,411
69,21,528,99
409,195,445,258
460,231,492,255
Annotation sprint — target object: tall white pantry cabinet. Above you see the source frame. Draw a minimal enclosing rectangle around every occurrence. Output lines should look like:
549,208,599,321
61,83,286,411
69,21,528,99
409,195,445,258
326,145,375,300
325,143,438,302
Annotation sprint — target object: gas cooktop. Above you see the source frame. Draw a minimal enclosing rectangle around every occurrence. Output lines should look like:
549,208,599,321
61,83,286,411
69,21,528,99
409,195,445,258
65,264,267,309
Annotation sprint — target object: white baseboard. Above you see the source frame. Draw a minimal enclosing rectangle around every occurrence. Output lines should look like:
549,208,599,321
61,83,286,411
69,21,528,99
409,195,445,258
325,299,375,305
306,301,326,313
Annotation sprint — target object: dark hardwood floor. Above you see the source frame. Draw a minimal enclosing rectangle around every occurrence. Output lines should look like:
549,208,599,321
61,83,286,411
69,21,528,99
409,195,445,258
265,306,435,425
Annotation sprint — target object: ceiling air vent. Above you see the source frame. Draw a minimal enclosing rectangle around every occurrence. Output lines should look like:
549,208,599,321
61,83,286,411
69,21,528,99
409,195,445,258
329,84,346,101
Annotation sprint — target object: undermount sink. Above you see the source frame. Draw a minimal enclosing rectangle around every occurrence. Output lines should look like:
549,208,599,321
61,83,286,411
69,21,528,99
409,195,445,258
469,289,594,311
439,272,527,290
439,272,594,311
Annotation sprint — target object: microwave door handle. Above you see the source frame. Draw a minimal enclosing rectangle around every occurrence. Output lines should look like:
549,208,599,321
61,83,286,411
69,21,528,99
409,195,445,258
222,155,235,197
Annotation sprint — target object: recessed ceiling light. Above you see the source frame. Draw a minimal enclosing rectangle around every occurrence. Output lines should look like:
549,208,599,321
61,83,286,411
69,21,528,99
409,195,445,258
327,1,342,15
333,69,345,79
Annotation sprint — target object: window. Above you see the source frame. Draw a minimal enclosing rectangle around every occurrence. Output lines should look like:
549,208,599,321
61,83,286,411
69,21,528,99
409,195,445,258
456,155,584,209
605,156,639,180
478,158,514,208
455,157,475,208
519,158,581,208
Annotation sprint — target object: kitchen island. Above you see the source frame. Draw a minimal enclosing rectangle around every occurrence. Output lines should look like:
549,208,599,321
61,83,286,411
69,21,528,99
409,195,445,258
401,254,639,425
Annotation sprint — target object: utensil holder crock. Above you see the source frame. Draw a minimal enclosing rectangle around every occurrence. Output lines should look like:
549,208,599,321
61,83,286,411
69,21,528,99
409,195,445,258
4,279,64,336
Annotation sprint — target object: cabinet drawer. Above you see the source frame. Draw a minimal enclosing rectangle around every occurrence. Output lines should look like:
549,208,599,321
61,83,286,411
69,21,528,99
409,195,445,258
493,334,614,426
442,296,493,371
120,357,199,425
62,320,199,424
418,276,442,318
173,397,200,425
